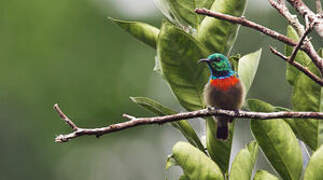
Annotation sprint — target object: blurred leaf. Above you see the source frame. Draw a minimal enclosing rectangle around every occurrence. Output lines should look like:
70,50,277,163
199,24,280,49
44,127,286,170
109,17,159,48
274,106,291,111
179,174,190,180
166,154,177,170
230,141,259,180
206,118,234,174
154,56,162,74
197,0,247,54
248,99,303,180
285,26,311,86
157,20,210,111
172,141,224,180
237,49,262,94
165,0,214,29
304,145,323,180
130,97,205,152
253,170,279,180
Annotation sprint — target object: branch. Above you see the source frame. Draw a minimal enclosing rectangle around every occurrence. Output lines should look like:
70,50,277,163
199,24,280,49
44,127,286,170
267,0,323,75
195,8,296,46
289,26,312,63
270,47,323,85
268,0,305,35
54,104,323,143
286,0,323,38
195,8,323,79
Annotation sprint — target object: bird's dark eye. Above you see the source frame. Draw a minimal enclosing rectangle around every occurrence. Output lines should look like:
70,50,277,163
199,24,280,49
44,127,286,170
214,58,220,62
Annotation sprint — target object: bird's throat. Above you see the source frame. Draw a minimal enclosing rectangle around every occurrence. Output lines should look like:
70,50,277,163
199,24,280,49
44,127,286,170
210,76,239,91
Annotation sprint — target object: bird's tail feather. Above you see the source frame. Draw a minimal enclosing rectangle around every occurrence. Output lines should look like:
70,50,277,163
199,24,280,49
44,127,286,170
215,116,233,140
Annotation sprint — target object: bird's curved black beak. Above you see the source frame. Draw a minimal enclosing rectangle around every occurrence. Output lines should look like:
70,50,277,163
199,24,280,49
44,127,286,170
198,58,209,64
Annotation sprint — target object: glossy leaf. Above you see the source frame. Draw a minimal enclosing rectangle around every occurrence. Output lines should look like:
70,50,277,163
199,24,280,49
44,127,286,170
230,141,259,180
285,27,322,150
304,145,323,180
197,0,247,54
172,141,224,180
130,96,205,152
291,61,321,150
157,20,210,111
109,17,159,48
206,118,234,174
248,99,303,180
253,170,279,180
273,106,307,145
237,49,262,94
165,0,214,29
285,26,311,86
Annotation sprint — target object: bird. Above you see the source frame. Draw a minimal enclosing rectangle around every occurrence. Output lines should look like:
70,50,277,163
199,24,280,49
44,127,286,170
199,53,244,140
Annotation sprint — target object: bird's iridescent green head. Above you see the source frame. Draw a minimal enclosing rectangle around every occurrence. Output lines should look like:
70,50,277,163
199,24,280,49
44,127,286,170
199,53,235,79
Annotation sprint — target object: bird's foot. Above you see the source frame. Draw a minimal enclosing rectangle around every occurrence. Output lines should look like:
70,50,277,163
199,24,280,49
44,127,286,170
234,109,240,116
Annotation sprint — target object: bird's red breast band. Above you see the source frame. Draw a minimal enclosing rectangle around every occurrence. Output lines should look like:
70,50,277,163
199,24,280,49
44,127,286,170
210,76,239,91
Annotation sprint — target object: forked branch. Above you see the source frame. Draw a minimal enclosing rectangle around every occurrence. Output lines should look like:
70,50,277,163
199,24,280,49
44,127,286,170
194,8,323,84
54,104,323,143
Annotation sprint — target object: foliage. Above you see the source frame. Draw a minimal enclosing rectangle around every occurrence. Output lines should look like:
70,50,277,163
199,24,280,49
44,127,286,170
110,0,323,179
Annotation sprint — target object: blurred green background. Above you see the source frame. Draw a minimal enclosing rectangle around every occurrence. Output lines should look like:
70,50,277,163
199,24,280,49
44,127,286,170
0,0,320,179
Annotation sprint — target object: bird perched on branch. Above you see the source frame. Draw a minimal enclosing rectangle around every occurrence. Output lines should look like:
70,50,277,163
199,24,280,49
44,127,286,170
199,53,244,140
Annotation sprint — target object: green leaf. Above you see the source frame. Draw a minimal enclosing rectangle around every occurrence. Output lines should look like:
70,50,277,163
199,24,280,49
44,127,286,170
205,118,234,174
304,145,323,180
228,54,241,72
109,17,159,48
248,99,303,180
197,0,247,54
253,170,279,180
291,59,321,150
285,27,322,150
157,20,210,111
237,49,262,94
165,0,214,30
130,96,205,152
172,141,224,180
273,106,306,143
248,99,305,152
230,141,259,180
318,48,323,147
179,174,190,180
285,26,311,86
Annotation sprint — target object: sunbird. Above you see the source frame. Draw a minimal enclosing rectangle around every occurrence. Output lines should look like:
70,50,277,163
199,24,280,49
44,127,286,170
199,53,244,140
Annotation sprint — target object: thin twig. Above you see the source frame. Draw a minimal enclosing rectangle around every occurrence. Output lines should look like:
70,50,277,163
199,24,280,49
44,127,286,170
287,0,323,38
54,104,323,143
268,0,305,35
195,8,323,76
289,27,312,62
195,8,296,46
267,0,322,74
270,47,323,85
54,104,78,131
